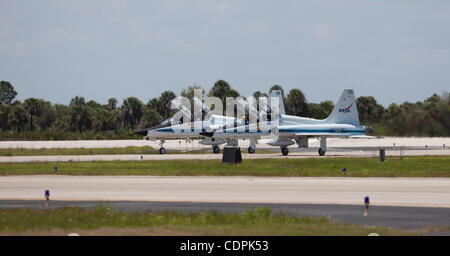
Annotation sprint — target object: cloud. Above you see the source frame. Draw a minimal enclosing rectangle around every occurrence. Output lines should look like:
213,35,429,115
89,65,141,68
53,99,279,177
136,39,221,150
204,1,239,14
309,22,336,42
0,28,27,57
0,41,26,57
405,48,450,64
106,0,122,10
43,26,101,46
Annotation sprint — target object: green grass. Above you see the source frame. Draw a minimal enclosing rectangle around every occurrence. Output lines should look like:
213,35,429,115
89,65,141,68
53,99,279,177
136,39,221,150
0,146,199,156
0,206,414,235
0,156,449,177
0,146,274,156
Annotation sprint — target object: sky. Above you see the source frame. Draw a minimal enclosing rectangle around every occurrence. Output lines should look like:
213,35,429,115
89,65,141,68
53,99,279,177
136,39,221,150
1,0,449,106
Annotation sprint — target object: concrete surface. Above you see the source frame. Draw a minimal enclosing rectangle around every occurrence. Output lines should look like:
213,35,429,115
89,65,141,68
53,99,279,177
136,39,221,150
1,147,449,163
1,137,448,163
1,137,449,150
1,176,449,208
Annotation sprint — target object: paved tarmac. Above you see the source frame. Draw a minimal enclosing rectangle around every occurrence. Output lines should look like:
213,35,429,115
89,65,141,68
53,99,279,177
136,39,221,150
1,200,449,232
1,137,449,149
1,176,449,207
1,137,448,162
1,147,449,163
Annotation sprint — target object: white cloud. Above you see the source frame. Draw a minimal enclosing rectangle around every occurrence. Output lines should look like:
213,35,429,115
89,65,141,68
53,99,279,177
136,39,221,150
0,41,26,57
0,28,27,57
106,0,122,10
309,22,336,42
43,26,101,45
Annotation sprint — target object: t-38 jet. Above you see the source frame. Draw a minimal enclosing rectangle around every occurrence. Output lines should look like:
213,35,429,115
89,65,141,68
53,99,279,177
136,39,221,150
210,89,374,156
136,96,248,154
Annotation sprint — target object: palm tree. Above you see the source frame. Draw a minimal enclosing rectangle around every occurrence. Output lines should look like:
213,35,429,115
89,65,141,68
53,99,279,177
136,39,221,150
69,96,91,133
107,98,118,111
24,98,42,131
9,104,28,132
208,80,239,103
121,97,143,129
158,91,176,119
286,89,309,116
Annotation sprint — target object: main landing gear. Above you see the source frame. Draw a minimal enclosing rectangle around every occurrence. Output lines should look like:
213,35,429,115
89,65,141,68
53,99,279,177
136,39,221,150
248,139,257,154
318,136,327,156
213,145,220,154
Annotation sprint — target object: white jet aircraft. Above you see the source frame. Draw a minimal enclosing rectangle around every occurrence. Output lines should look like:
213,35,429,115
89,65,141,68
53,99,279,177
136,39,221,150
210,89,374,156
137,96,245,154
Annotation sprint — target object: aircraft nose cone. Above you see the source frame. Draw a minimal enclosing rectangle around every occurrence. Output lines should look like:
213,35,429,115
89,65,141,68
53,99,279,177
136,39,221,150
135,129,149,136
135,120,173,136
135,124,163,136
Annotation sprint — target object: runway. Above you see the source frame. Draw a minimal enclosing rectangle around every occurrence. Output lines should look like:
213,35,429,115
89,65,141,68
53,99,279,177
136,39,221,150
1,200,448,231
1,176,450,208
1,137,448,162
1,137,449,149
1,147,449,163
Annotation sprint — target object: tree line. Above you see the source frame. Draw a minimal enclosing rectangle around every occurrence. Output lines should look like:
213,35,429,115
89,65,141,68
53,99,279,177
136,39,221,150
0,80,448,140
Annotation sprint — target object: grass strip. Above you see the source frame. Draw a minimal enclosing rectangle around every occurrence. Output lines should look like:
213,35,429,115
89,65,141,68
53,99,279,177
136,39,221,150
0,146,274,156
0,206,415,236
0,156,449,177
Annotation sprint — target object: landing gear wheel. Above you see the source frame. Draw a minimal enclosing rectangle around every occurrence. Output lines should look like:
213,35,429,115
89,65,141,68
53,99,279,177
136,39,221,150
318,148,326,156
159,147,166,154
213,146,220,154
248,147,255,154
281,147,289,156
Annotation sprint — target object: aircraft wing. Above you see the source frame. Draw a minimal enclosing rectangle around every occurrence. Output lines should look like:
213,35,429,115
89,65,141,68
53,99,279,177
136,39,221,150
348,135,377,139
293,133,376,138
294,133,352,137
212,132,261,140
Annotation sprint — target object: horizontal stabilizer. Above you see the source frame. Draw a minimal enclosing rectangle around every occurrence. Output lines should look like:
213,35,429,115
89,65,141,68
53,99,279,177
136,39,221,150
348,135,378,139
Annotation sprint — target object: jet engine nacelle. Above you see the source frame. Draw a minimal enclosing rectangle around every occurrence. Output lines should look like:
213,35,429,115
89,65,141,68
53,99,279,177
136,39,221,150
199,138,225,146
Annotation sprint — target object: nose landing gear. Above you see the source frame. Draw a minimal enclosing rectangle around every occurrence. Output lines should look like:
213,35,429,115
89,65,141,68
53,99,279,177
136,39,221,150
159,139,166,154
318,148,326,156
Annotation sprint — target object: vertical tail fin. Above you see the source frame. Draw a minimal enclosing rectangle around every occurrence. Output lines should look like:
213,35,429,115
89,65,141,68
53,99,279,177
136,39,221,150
326,89,360,125
269,90,286,115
